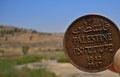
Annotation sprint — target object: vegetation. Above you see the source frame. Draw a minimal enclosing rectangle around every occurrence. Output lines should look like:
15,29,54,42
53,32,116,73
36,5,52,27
0,56,57,77
22,45,29,55
55,49,63,52
29,35,33,40
0,50,5,56
0,28,22,36
57,56,69,63
0,26,62,77
72,75,76,77
0,55,42,65
0,26,63,56
19,67,57,77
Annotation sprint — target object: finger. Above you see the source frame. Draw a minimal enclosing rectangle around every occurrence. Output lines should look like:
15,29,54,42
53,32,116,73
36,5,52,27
114,49,120,74
109,64,118,73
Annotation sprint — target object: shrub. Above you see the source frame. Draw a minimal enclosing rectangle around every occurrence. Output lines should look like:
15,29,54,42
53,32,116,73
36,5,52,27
0,50,5,56
57,56,69,63
14,55,43,65
22,45,29,55
29,36,33,40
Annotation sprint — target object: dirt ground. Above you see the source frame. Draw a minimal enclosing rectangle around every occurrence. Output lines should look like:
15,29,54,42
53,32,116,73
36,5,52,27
17,60,119,77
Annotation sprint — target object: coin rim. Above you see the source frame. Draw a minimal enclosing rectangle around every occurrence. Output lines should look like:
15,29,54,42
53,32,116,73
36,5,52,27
63,14,120,73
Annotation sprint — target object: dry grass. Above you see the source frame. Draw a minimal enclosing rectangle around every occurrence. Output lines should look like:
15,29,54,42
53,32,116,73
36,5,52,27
0,26,64,57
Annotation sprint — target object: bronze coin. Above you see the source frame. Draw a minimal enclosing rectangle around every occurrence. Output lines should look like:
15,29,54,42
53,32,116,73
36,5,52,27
63,14,120,72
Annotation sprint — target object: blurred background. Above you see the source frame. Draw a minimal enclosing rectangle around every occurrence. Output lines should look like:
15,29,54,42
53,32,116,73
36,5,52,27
0,0,120,77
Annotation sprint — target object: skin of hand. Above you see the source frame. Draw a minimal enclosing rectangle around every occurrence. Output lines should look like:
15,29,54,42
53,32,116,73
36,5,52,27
109,49,120,74
114,48,120,74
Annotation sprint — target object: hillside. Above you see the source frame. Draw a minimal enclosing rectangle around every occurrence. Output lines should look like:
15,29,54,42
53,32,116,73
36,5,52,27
0,25,64,55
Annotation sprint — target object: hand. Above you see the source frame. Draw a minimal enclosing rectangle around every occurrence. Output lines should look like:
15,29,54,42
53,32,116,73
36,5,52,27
109,49,120,74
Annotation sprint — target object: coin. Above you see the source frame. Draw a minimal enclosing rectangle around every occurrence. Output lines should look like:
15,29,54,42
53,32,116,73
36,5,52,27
63,14,120,72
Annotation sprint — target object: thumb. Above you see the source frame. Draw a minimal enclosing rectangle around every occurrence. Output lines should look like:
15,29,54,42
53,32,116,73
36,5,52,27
114,48,120,74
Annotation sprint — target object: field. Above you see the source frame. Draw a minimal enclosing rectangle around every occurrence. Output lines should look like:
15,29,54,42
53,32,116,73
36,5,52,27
0,26,119,77
0,25,64,77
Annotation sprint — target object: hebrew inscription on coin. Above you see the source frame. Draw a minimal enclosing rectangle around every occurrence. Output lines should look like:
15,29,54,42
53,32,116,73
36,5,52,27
63,14,120,72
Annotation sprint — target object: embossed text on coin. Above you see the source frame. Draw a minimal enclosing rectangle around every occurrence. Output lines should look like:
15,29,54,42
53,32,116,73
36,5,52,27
64,14,120,72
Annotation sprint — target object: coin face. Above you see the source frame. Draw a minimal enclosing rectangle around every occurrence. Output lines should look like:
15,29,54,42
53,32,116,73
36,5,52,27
64,14,120,72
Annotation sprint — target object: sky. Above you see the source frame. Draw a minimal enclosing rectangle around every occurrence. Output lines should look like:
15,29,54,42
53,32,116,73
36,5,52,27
0,0,120,32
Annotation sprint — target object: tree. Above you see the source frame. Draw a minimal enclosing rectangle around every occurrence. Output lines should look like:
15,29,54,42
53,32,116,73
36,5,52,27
5,36,8,41
22,45,29,55
29,36,33,40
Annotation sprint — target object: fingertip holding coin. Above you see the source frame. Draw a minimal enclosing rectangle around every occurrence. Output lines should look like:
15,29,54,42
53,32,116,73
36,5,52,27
114,49,120,74
109,64,117,73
